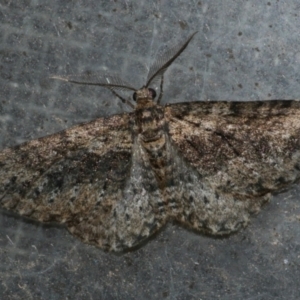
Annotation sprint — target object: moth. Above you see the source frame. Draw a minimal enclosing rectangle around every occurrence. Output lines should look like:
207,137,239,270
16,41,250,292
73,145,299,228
1,32,300,252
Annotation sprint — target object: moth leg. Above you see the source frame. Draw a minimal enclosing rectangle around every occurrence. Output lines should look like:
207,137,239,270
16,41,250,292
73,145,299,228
108,88,135,109
157,74,164,104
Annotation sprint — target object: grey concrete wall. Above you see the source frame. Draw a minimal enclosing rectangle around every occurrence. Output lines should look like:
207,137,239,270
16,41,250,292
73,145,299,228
1,1,300,299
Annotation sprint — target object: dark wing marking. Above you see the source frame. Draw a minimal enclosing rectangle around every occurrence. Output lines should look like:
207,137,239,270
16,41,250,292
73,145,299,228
165,100,300,234
0,113,165,251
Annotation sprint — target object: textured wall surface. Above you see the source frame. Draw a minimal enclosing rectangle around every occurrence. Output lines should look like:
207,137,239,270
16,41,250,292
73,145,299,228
1,1,300,299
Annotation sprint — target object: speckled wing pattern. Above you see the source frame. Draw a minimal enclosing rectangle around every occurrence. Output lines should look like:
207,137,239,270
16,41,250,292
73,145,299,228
0,114,165,251
165,100,300,233
1,100,300,251
1,32,300,251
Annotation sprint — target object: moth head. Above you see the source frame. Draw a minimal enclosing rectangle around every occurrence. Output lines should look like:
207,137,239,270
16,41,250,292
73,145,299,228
133,87,157,102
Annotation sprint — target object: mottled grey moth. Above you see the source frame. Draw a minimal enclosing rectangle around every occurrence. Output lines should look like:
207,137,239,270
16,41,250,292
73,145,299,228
1,32,300,251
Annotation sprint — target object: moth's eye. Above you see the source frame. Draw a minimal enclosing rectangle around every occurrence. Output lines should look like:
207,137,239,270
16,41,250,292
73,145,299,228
148,88,156,99
133,92,137,101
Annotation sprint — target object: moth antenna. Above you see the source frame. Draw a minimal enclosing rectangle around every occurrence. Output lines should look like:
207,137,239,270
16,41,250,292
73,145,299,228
145,31,197,88
50,73,137,109
50,73,136,91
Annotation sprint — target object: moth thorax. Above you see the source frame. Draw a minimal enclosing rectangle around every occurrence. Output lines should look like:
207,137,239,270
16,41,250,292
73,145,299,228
133,87,157,104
